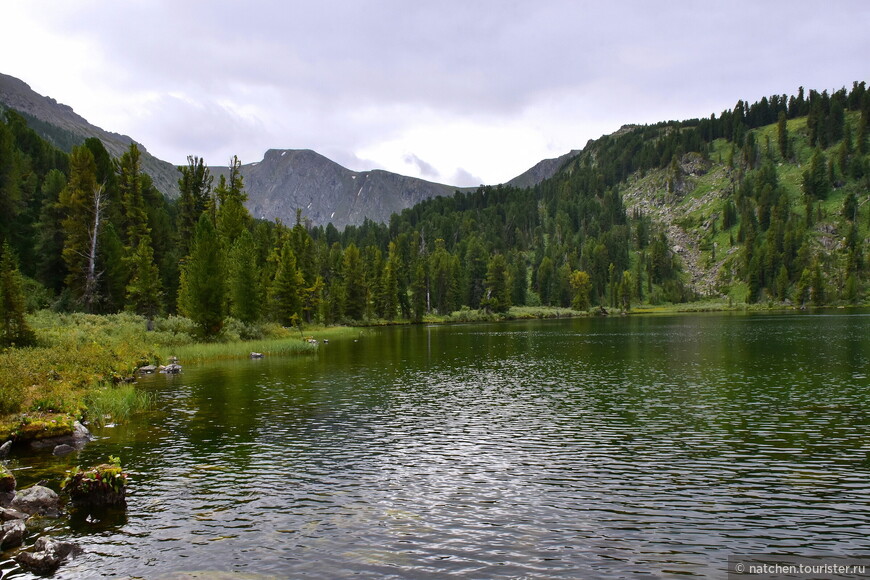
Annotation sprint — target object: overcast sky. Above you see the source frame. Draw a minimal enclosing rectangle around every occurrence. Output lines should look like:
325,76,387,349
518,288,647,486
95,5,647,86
3,1,869,186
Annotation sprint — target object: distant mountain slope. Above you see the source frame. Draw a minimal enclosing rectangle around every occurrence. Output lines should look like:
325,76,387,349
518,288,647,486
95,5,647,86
214,149,459,229
506,149,580,189
0,72,181,198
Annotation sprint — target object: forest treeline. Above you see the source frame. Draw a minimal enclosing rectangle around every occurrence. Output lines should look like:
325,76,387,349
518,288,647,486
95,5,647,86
0,81,869,341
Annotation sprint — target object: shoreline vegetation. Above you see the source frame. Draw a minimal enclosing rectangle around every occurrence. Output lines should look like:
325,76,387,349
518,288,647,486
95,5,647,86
1,301,861,446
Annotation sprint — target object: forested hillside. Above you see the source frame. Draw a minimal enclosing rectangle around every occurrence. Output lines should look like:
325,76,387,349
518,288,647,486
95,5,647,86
0,82,868,341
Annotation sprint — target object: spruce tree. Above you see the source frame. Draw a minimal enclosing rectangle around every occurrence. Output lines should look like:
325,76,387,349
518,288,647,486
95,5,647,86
227,229,262,324
482,253,511,313
116,143,149,250
342,243,367,320
177,156,212,256
59,145,100,306
411,261,428,323
0,242,36,347
270,240,304,326
125,235,162,320
776,111,789,159
569,270,592,311
179,214,225,335
216,156,250,247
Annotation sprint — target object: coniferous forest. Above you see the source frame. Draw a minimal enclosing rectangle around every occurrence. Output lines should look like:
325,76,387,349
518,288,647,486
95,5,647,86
1,82,869,344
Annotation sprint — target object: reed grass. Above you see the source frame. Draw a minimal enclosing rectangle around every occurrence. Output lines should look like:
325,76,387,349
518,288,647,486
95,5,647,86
84,383,155,426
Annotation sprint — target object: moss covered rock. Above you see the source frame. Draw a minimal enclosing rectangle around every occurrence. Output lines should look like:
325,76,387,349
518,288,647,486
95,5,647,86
62,457,127,508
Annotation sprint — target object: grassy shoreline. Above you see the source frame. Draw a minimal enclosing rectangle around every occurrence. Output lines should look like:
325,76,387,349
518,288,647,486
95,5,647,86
0,312,360,443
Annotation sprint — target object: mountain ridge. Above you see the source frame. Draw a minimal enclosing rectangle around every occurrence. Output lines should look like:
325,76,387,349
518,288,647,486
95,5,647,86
0,72,182,198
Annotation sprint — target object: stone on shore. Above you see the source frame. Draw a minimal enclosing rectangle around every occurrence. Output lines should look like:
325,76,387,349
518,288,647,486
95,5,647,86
28,420,93,452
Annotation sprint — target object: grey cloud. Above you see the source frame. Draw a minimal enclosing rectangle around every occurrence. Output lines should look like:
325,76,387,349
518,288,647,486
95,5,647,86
450,168,484,188
403,154,440,179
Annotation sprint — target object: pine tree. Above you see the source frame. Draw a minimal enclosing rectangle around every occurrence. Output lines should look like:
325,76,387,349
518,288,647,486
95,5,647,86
227,229,262,324
177,156,212,256
0,242,36,347
510,255,528,306
619,270,633,310
270,240,304,326
810,259,825,306
464,237,488,309
341,243,367,320
380,258,399,321
178,214,225,335
429,239,453,315
411,261,428,323
216,156,250,247
802,148,830,200
116,143,149,250
569,270,592,311
125,235,162,319
59,145,100,307
537,256,554,305
776,264,790,301
33,169,68,293
482,253,511,313
776,111,789,159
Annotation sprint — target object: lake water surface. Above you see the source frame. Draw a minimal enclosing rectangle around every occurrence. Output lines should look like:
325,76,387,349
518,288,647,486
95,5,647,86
3,312,870,578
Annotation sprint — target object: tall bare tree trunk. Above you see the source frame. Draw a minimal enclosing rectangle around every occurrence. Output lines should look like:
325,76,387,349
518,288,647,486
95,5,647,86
83,184,104,312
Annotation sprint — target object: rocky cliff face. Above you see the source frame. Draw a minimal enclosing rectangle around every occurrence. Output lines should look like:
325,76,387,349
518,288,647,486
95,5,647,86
217,149,459,229
0,72,181,198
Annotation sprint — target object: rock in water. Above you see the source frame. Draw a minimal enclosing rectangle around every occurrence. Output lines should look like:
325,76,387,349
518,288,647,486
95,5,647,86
10,485,61,517
0,440,11,459
14,536,82,574
0,506,29,521
64,462,127,509
0,464,15,507
53,444,76,456
0,519,25,549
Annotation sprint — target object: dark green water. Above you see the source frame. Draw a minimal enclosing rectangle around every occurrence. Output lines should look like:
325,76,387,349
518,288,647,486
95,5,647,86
3,312,870,578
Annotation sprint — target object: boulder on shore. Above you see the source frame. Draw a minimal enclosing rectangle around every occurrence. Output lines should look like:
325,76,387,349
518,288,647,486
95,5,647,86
0,518,25,549
28,421,93,452
10,485,61,517
0,464,15,507
14,535,82,574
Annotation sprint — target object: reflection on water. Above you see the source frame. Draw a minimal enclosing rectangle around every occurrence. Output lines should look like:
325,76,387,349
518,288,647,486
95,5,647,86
3,312,870,578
